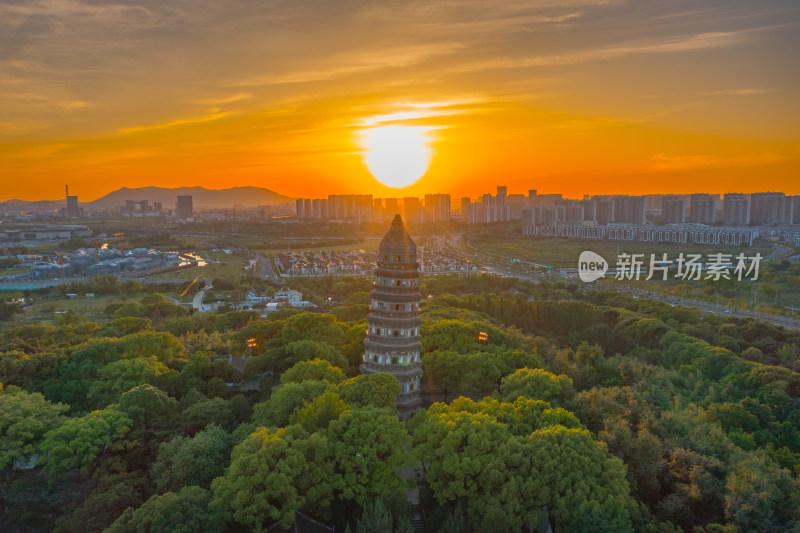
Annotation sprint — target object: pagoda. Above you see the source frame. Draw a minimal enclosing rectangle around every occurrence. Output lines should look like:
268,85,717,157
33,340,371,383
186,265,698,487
361,214,422,419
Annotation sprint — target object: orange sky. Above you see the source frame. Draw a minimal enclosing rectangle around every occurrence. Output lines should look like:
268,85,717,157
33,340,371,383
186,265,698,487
1,0,799,201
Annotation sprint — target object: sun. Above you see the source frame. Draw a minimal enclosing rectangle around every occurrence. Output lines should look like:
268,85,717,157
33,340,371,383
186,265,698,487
359,125,433,188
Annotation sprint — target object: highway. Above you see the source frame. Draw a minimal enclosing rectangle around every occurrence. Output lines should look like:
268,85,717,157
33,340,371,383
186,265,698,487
255,254,279,281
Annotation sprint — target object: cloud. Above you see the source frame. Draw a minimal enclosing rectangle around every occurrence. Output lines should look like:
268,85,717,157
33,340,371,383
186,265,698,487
224,42,464,87
119,111,235,134
699,88,775,96
452,30,748,73
354,99,487,127
0,0,168,28
652,152,793,171
191,93,254,106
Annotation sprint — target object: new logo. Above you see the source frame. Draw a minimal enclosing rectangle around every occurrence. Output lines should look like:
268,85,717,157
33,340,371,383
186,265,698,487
578,251,608,282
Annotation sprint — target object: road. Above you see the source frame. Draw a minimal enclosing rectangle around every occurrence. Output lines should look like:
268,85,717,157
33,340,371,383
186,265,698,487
193,286,209,312
255,254,279,281
622,288,800,330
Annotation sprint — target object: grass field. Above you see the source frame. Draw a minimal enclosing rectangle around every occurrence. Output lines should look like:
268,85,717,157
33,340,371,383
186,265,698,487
157,251,252,280
2,291,195,330
7,295,125,328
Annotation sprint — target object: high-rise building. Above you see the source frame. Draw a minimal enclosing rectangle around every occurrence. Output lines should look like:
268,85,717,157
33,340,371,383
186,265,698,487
723,193,750,226
505,194,526,219
612,195,646,225
124,200,136,216
153,202,163,215
362,215,422,421
311,198,328,220
176,195,193,218
792,196,800,225
384,198,400,222
528,192,562,207
296,195,382,222
65,197,80,218
554,200,584,224
496,186,507,206
464,191,511,224
593,196,614,224
750,192,793,225
403,197,423,224
533,206,559,226
661,196,686,223
424,194,451,222
690,194,716,224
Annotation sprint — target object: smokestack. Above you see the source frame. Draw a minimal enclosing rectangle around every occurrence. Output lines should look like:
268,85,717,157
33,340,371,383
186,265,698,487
66,185,69,198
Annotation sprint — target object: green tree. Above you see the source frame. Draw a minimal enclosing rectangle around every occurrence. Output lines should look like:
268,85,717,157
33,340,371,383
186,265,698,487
328,406,410,506
211,425,333,530
499,367,576,407
180,397,236,435
98,317,152,338
282,340,349,370
280,313,346,346
776,343,798,368
0,386,68,471
724,452,800,532
117,384,178,427
252,380,330,428
87,356,171,408
412,398,635,532
107,486,222,533
337,373,402,409
355,497,392,533
290,391,350,432
41,408,132,478
0,299,23,321
346,291,372,306
151,424,232,492
281,358,347,385
54,471,147,533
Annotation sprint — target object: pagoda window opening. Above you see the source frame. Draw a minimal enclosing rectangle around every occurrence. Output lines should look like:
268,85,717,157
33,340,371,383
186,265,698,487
393,330,399,337
392,357,398,365
395,304,400,311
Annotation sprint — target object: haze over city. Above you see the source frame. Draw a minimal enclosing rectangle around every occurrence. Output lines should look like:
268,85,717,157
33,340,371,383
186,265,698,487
2,0,799,200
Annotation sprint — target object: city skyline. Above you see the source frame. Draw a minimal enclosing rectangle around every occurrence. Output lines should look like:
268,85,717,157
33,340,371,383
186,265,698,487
1,1,799,200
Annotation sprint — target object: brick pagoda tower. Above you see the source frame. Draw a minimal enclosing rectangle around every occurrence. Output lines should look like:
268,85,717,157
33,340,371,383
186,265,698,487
361,214,422,420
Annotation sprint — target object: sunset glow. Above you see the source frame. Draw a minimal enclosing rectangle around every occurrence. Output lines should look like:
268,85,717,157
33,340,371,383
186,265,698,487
0,1,798,200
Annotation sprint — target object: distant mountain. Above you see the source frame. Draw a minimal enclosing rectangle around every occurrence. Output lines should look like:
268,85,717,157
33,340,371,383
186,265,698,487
86,186,293,208
0,199,64,210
